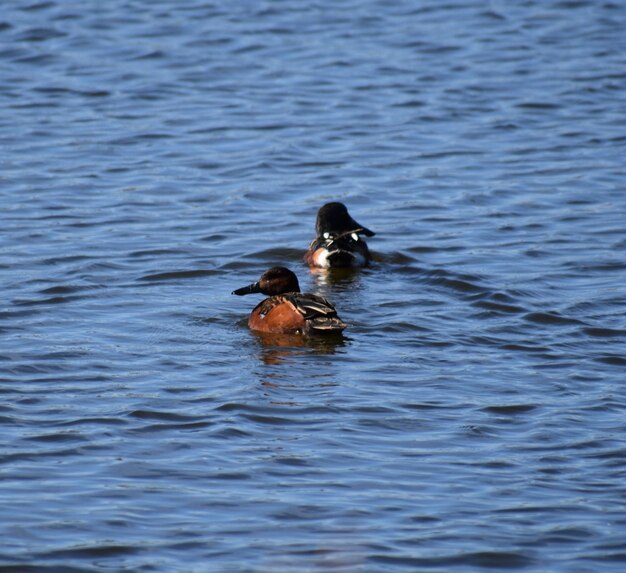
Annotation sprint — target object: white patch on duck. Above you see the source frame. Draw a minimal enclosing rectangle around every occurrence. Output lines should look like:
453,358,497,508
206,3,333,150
313,248,366,268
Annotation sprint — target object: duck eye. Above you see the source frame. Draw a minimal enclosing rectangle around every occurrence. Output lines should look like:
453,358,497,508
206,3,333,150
351,233,359,241
323,232,330,239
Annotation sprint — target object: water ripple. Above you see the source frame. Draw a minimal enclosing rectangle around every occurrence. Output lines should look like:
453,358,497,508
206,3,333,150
1,0,625,571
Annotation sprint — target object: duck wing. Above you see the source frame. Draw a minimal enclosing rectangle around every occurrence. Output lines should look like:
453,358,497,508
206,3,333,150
290,293,347,332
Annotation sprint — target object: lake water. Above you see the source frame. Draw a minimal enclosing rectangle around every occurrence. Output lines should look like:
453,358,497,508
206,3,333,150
2,1,626,571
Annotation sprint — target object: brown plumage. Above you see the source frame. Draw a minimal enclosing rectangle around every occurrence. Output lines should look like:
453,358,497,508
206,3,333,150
232,266,347,334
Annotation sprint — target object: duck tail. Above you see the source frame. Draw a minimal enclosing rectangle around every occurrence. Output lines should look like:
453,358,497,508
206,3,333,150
307,317,348,333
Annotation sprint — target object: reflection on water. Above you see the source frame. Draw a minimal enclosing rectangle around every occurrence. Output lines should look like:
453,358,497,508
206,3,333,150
252,329,347,367
308,265,364,289
2,0,626,571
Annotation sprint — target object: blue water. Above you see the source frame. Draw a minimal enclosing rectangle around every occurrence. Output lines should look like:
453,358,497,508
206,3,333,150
2,1,626,571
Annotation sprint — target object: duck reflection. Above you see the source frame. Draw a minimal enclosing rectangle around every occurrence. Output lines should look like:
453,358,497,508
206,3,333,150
309,265,363,289
252,329,347,366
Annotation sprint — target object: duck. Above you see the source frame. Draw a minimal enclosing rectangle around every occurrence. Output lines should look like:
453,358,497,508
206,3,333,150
304,202,375,268
232,266,347,334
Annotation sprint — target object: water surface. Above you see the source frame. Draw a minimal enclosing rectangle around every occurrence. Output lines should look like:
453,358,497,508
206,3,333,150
2,1,626,571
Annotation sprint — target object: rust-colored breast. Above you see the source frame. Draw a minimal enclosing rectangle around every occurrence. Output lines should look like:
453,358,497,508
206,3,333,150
248,296,307,334
304,247,327,268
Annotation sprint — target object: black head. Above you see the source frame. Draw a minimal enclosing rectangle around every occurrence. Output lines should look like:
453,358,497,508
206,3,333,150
315,202,375,237
232,266,301,296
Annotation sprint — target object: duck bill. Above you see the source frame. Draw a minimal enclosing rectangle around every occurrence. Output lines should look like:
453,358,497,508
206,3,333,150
354,224,375,237
232,281,262,296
